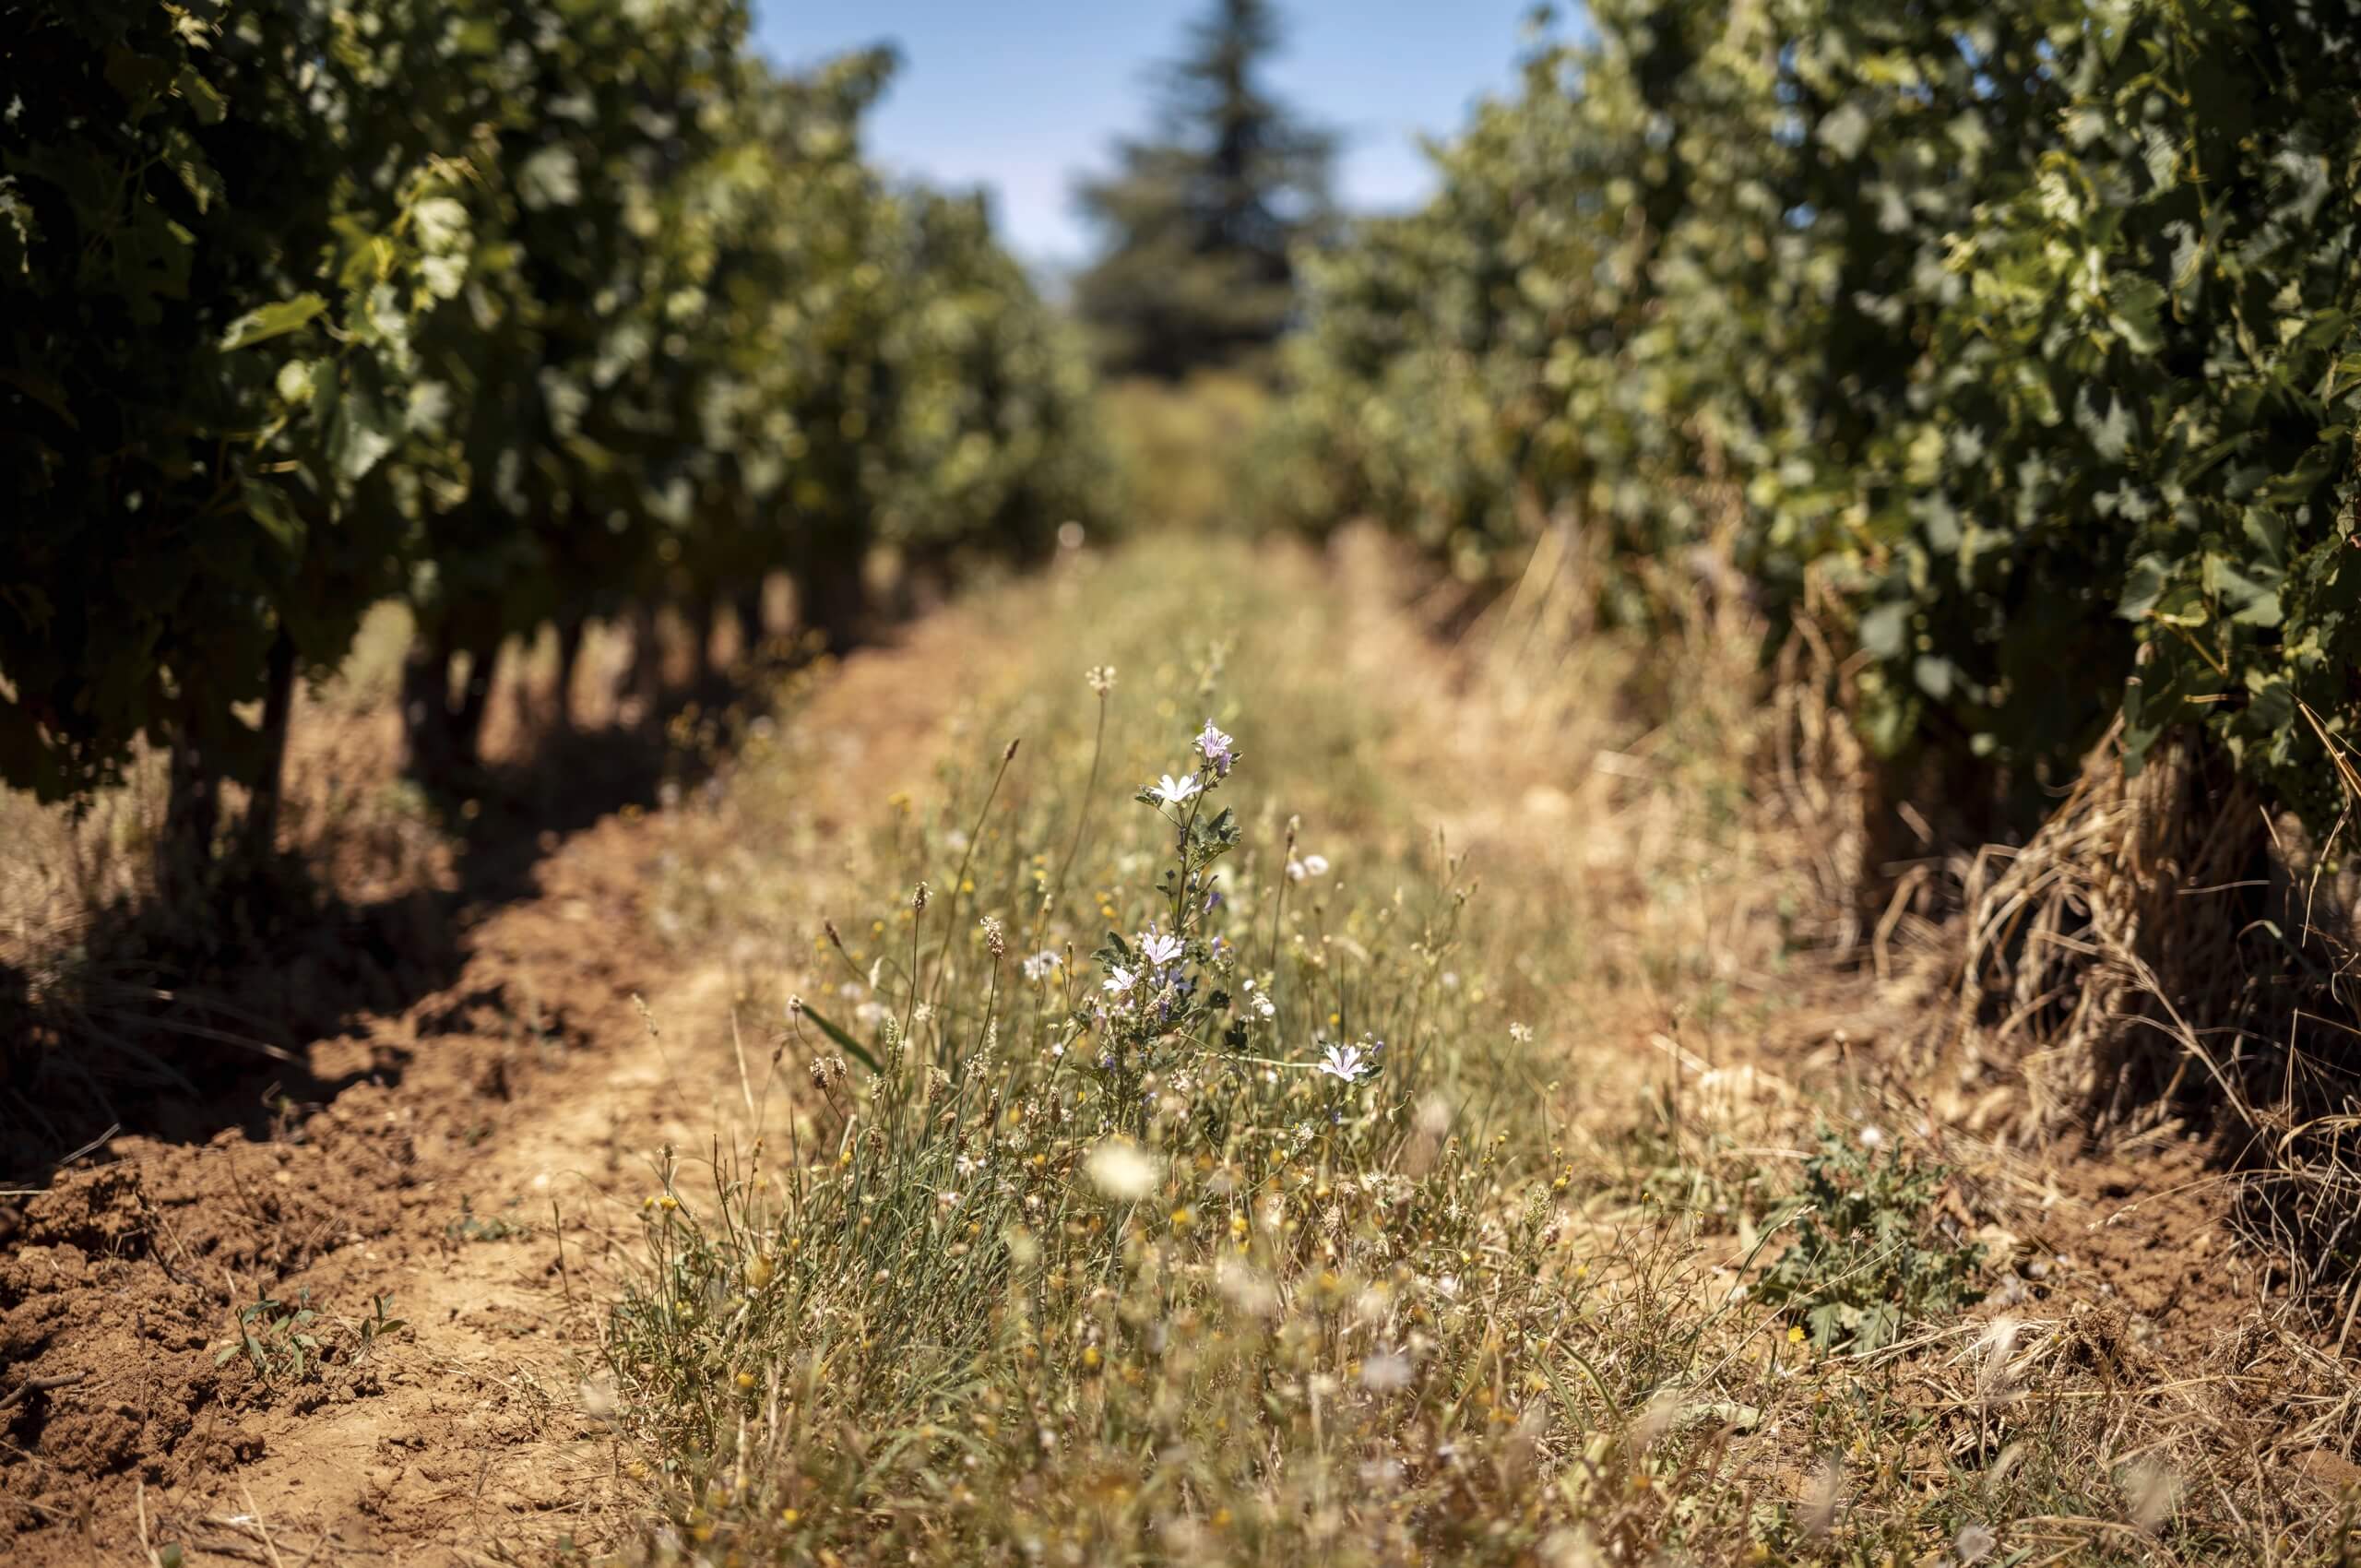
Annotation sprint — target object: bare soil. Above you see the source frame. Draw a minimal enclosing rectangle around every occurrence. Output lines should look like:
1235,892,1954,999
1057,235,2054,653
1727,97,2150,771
2,607,996,1565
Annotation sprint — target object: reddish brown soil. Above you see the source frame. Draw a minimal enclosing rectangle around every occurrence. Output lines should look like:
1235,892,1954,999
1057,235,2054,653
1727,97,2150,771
1,610,991,1565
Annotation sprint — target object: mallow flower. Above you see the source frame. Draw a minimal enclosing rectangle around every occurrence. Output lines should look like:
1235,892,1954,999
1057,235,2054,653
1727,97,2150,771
1195,719,1236,776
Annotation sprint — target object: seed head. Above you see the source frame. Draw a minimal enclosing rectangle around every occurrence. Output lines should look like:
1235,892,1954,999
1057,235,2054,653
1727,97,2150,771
912,881,931,912
981,916,1007,959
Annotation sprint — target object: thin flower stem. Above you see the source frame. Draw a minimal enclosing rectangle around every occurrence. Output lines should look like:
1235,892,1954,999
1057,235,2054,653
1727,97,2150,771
900,896,926,1051
1052,693,1109,911
931,738,1021,1022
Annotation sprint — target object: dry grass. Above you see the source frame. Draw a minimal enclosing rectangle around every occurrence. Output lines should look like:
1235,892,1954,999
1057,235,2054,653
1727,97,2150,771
582,530,2361,1565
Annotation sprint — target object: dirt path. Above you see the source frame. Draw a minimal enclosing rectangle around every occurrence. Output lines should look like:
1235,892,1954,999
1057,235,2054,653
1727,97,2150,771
3,601,1004,1565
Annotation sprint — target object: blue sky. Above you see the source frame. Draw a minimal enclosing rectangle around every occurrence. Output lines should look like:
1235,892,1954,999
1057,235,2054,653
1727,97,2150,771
751,2,1576,269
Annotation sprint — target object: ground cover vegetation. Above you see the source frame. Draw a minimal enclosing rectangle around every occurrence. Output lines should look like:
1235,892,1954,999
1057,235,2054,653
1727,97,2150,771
596,537,2361,1565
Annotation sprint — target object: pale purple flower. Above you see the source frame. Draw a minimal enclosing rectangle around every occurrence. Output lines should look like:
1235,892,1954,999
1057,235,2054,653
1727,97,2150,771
1151,773,1202,807
1103,965,1136,995
1138,929,1184,967
1317,1042,1374,1082
1195,719,1236,776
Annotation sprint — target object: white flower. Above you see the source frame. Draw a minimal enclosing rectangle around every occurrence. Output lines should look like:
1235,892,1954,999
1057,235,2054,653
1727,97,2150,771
1360,1352,1412,1392
1022,949,1062,980
1151,773,1202,806
1103,965,1137,995
1084,1137,1163,1201
1253,992,1276,1019
1317,1042,1373,1082
1287,852,1332,883
1138,929,1184,967
1858,1124,1888,1152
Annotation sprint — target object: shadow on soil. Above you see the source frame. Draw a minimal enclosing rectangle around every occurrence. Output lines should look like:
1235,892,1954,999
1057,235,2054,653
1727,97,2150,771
0,669,757,1186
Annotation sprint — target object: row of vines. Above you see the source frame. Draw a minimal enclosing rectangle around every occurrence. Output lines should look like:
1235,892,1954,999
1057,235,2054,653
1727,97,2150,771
1270,0,2361,839
3,0,1106,884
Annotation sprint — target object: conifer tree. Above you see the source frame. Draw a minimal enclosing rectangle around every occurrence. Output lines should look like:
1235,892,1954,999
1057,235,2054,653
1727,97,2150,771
1072,0,1335,379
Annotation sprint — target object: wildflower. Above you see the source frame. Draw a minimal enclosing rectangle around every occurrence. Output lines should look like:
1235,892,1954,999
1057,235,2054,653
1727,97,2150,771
1858,1123,1887,1152
1087,665,1116,696
1194,719,1236,777
1508,1022,1534,1045
1287,852,1331,883
1317,1041,1376,1082
1084,1137,1163,1201
912,881,931,912
1253,992,1276,1019
1151,773,1202,807
980,916,1006,959
1103,965,1137,996
1360,1352,1412,1393
1138,929,1184,967
1022,949,1061,980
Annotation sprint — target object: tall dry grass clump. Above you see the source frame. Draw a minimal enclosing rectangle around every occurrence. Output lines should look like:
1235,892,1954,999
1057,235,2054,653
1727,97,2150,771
1916,708,2361,1320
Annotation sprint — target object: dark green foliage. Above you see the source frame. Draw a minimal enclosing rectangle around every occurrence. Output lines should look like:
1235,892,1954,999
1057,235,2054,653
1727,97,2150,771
1,0,1107,868
1072,0,1335,379
1756,1131,1984,1354
1275,0,2361,836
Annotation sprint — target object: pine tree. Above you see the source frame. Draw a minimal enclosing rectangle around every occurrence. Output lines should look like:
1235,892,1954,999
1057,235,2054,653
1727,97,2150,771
1071,0,1335,379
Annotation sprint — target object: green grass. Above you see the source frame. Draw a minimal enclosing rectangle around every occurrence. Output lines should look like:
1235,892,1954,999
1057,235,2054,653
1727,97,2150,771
596,536,2348,1568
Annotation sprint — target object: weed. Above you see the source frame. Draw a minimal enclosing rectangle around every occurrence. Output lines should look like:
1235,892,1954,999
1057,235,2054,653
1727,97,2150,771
214,1288,324,1384
353,1292,409,1365
445,1195,531,1243
1754,1128,1984,1354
